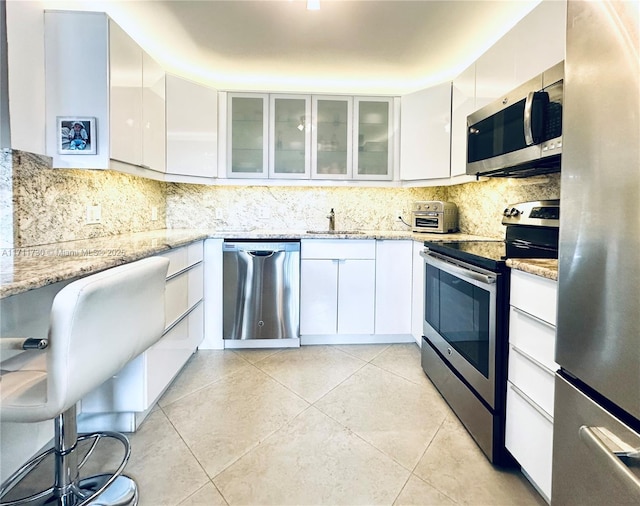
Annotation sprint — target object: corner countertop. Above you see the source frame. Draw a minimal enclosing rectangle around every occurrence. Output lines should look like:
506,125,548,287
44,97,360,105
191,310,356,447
506,258,558,281
1,228,495,299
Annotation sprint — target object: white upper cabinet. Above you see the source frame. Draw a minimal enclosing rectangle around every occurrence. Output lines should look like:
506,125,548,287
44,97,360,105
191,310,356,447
269,94,311,178
45,11,169,175
353,97,394,180
226,93,269,178
109,19,143,166
142,52,166,172
450,63,475,177
226,93,393,181
311,96,353,179
475,0,566,111
400,82,452,181
166,75,218,179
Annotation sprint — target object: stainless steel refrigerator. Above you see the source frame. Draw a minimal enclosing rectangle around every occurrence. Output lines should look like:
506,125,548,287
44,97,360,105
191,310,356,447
553,0,640,503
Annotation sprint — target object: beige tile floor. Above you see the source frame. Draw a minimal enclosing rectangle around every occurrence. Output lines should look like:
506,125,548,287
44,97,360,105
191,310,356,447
118,343,545,506
5,344,545,505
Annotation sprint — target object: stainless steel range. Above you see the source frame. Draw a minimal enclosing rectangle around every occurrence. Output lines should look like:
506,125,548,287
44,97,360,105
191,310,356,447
420,200,559,465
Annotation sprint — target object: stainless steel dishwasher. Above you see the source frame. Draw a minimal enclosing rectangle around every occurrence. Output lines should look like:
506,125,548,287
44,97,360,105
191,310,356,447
223,240,300,345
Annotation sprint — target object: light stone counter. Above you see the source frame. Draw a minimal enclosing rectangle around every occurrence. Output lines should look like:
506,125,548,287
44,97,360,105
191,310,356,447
506,258,558,281
0,230,208,299
0,228,495,298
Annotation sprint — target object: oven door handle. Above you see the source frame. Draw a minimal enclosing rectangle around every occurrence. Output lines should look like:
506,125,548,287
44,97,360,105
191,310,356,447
420,250,497,285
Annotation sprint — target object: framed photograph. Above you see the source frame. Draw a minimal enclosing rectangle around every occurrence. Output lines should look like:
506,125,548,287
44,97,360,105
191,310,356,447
58,117,96,155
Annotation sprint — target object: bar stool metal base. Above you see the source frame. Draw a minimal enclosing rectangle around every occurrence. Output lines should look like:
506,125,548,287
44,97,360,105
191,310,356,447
0,425,137,506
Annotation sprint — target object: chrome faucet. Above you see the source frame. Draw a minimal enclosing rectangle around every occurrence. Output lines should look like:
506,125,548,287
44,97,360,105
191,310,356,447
327,208,335,232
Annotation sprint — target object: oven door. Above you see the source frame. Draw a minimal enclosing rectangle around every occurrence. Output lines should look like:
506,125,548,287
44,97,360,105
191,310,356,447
420,250,497,408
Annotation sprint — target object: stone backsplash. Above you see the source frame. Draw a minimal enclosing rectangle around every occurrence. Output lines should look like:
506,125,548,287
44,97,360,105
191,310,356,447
165,184,447,232
3,148,561,245
2,150,166,248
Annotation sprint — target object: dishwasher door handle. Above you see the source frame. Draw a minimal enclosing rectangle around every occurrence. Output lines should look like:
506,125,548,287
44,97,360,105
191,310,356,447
248,250,276,258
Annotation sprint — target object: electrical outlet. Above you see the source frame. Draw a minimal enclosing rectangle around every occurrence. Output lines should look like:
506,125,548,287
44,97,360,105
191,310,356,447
215,208,224,220
85,204,101,225
151,206,158,221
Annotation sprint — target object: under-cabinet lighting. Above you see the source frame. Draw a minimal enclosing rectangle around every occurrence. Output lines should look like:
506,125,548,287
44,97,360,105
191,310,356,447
307,0,320,11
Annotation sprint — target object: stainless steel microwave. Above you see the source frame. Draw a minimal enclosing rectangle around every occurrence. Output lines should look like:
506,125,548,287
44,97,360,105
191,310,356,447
466,61,563,178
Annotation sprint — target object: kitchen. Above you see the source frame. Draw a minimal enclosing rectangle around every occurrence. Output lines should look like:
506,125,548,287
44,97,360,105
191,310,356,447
1,0,638,505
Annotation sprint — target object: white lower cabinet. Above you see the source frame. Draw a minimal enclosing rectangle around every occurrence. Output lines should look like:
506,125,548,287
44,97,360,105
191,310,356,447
79,241,204,432
300,240,375,337
374,240,412,335
300,239,413,344
506,270,558,503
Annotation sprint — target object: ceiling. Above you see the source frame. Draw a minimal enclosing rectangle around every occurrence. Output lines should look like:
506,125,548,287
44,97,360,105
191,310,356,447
44,0,542,94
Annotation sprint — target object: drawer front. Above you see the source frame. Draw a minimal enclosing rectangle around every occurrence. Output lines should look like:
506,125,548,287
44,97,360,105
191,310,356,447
301,239,376,260
505,383,554,502
508,344,556,417
510,270,557,325
146,304,202,406
509,307,558,372
159,240,204,277
165,263,203,329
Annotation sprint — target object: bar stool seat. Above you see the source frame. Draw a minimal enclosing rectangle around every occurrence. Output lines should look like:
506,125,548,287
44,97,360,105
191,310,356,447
0,256,170,506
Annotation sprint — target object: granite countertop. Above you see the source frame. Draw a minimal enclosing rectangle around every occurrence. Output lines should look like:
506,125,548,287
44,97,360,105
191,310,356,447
1,228,496,299
506,258,558,281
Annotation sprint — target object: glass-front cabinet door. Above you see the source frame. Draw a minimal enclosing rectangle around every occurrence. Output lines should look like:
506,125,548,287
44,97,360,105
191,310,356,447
269,95,311,178
353,97,394,180
227,93,268,178
312,96,353,179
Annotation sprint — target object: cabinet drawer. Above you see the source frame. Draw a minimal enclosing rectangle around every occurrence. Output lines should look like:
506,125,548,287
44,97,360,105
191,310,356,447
159,241,204,277
508,344,556,417
510,270,557,325
301,239,375,260
509,307,558,372
505,383,553,502
146,303,203,405
165,263,203,328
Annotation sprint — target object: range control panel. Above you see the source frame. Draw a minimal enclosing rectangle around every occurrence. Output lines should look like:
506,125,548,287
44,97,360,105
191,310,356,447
502,199,560,228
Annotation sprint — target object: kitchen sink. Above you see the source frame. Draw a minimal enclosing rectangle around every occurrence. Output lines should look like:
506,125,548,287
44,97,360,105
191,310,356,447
306,230,364,235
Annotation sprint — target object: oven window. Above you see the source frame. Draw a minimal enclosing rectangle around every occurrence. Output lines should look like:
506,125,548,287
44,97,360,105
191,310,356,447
425,264,490,378
416,217,439,228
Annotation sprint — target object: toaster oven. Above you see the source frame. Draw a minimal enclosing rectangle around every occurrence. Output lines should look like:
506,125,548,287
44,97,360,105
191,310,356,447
411,201,458,234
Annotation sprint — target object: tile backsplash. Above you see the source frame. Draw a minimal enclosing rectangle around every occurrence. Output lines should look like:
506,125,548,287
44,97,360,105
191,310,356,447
4,148,560,246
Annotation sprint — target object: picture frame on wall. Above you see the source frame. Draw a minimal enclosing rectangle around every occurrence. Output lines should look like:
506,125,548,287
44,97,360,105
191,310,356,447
57,117,96,155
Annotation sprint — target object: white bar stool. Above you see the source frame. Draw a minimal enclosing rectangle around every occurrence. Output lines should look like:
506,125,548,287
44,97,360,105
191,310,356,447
0,256,170,505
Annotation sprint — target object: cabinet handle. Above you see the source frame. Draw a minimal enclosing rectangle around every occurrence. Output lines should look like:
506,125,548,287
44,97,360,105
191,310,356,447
510,345,556,377
511,306,556,330
579,426,640,499
508,383,553,423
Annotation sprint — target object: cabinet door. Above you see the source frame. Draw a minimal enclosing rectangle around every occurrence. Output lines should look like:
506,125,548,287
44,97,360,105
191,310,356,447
227,93,268,178
166,75,218,178
451,63,475,177
400,83,452,180
411,241,425,344
109,19,142,165
300,259,338,335
312,96,353,179
375,240,412,335
142,52,166,172
513,0,566,87
337,259,375,334
474,28,518,111
353,97,393,180
269,94,311,178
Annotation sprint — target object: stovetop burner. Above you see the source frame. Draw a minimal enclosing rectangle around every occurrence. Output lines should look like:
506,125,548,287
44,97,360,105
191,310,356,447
425,200,560,272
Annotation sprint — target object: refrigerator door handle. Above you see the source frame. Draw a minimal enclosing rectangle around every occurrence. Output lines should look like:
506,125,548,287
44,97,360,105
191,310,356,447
579,426,640,493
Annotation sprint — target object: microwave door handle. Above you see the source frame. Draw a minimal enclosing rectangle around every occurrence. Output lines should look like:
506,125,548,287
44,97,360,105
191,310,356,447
524,91,536,146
